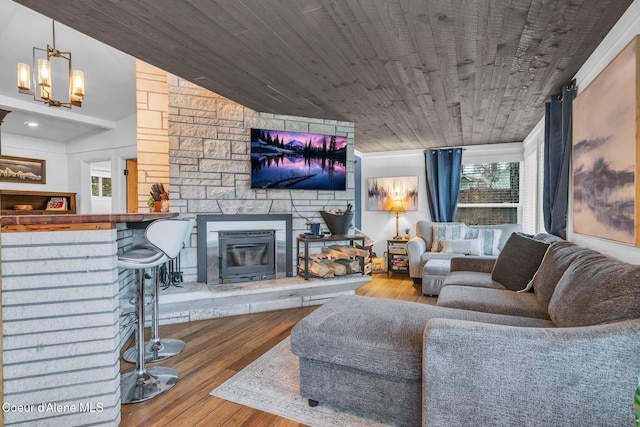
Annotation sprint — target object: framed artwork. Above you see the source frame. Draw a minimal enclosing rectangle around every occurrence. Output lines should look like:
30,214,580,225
367,176,418,211
0,155,46,184
573,36,639,245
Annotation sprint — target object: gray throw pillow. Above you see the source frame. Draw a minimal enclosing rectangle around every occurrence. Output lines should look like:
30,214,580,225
548,250,640,327
491,232,549,291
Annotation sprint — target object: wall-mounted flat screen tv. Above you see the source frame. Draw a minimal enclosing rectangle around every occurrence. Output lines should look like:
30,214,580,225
250,128,347,190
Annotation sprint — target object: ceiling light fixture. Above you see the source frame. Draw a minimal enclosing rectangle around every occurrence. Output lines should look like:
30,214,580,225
24,121,39,127
17,20,84,108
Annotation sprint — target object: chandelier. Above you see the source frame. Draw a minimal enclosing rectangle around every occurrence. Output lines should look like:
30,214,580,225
16,21,85,108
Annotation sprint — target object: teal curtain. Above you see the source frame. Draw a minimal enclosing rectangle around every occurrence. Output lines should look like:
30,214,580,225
543,80,576,239
425,148,463,222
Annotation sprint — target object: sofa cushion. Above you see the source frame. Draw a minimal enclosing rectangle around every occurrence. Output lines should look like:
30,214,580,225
437,286,551,320
465,228,502,255
530,241,587,311
443,271,506,289
468,223,522,251
548,251,640,327
431,223,467,252
420,252,460,266
491,233,550,291
441,238,484,256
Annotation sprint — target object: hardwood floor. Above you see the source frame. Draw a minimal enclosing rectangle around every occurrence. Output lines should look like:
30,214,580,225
120,274,434,426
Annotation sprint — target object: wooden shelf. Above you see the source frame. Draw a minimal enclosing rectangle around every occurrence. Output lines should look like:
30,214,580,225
0,190,77,215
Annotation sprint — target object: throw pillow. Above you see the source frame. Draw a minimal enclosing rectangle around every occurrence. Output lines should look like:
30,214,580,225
548,249,640,327
441,238,484,256
491,233,549,291
431,223,467,252
465,228,502,256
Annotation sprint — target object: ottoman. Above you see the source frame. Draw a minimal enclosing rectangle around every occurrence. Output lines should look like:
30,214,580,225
290,295,428,426
422,259,451,296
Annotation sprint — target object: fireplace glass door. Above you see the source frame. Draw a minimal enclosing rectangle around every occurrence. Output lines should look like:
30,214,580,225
218,230,276,283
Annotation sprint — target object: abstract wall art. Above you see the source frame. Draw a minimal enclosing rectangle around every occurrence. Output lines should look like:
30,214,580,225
573,36,640,245
367,176,418,211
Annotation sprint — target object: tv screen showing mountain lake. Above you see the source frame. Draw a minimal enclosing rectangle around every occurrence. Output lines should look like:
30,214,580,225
250,128,347,190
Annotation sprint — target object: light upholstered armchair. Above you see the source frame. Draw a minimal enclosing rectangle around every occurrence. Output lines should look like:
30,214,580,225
406,220,522,282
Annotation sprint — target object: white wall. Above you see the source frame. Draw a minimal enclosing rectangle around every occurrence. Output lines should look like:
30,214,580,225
359,149,426,257
0,113,136,214
66,113,137,213
0,133,68,191
522,0,640,264
359,143,523,257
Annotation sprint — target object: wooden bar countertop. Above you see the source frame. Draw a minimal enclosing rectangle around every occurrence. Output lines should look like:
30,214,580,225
0,212,179,232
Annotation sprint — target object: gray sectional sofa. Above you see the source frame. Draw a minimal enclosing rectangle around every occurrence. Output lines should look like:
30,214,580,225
290,235,640,426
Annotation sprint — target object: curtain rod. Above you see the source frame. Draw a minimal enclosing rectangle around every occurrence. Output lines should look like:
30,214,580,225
423,147,466,153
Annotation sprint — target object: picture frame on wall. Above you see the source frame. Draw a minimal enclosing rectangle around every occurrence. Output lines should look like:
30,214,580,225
367,176,418,211
0,155,46,184
572,35,640,246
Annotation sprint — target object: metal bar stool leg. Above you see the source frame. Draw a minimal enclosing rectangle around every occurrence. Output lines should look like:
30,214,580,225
123,265,185,363
147,265,185,360
120,268,178,404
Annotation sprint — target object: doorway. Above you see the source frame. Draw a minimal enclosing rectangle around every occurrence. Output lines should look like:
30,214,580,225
89,161,113,213
126,159,138,213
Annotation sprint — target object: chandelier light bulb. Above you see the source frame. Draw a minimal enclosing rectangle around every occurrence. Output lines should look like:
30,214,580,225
37,58,51,88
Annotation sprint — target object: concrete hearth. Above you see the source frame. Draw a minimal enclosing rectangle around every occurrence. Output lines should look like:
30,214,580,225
154,275,372,324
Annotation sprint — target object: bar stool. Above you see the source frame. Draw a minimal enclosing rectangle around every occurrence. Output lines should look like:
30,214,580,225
123,218,194,363
119,219,192,404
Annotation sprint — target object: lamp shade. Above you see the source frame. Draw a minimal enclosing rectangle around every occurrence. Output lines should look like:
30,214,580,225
388,199,406,214
17,63,30,91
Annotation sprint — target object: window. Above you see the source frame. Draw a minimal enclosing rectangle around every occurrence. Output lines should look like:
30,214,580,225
456,162,520,225
91,176,112,198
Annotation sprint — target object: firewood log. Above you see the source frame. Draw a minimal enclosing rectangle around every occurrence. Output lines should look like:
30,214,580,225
325,261,347,276
300,260,333,278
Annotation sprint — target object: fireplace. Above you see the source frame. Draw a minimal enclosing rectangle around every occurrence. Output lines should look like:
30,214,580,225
218,230,276,283
197,214,293,284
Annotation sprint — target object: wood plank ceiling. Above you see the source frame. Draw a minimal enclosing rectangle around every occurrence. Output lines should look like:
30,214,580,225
15,0,632,153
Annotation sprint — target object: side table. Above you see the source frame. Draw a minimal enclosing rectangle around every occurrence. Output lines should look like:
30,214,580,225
386,238,409,277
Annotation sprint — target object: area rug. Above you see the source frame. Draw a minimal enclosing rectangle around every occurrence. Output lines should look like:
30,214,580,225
210,337,389,426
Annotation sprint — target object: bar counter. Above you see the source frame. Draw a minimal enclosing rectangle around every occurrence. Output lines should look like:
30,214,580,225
1,211,178,231
0,211,179,425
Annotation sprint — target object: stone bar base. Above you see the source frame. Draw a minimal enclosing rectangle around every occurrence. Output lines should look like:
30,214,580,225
1,229,121,426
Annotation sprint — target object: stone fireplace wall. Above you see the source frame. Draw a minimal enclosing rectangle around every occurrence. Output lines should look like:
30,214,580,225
166,76,355,282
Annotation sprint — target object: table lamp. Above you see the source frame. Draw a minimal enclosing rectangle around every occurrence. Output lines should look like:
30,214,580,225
388,199,406,239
